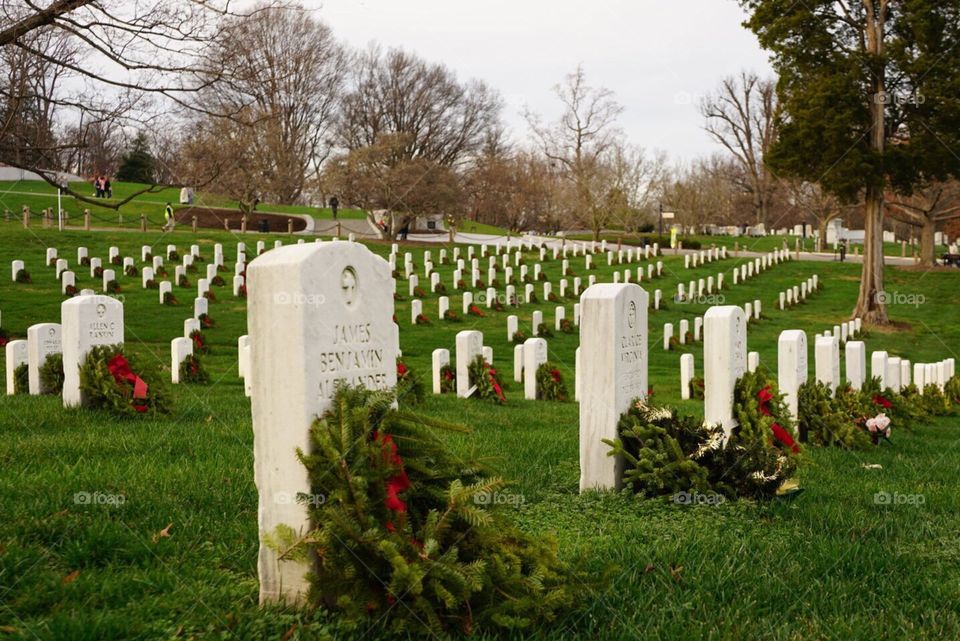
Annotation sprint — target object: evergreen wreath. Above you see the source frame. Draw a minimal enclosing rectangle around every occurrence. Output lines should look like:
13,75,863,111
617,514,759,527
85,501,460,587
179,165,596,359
211,275,226,287
198,313,215,329
105,280,121,294
268,385,577,636
163,292,179,306
511,330,528,345
144,279,158,289
396,359,425,405
94,266,104,278
468,355,506,404
178,354,210,384
168,250,180,260
203,290,217,302
535,362,569,401
190,330,210,354
468,304,486,318
798,381,872,449
39,353,65,394
15,268,31,283
435,282,448,295
443,309,461,322
13,363,28,394
558,318,574,334
110,255,122,265
64,284,78,297
946,376,960,406
125,265,139,277
439,364,456,394
0,327,10,348
415,313,431,325
178,274,190,288
78,345,171,416
606,395,798,502
413,286,427,298
536,323,553,338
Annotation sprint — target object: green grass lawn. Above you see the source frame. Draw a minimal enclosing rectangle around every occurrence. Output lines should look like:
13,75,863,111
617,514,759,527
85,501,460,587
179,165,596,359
1,221,959,639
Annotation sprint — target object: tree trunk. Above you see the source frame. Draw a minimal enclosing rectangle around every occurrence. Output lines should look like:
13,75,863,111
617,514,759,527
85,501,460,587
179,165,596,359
920,217,936,266
852,185,888,323
854,4,889,325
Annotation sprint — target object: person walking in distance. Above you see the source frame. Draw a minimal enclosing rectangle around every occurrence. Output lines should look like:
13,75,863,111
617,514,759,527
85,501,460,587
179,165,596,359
164,202,175,231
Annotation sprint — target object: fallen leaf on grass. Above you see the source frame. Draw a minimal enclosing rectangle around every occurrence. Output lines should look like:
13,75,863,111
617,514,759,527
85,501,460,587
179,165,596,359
644,563,655,574
1,625,17,634
152,522,173,543
669,564,684,583
861,463,883,470
62,570,80,585
283,624,298,640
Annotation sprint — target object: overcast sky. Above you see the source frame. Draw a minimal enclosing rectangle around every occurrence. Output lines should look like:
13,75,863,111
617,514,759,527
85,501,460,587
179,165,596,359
302,0,773,164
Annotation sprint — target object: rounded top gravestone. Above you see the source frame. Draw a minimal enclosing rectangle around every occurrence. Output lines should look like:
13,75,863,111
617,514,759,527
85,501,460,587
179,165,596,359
246,242,397,605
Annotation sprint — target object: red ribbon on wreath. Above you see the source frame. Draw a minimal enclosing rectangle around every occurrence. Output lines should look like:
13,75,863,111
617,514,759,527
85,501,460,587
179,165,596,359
487,365,506,403
872,394,892,409
771,423,800,454
757,385,800,453
107,354,148,412
372,431,411,519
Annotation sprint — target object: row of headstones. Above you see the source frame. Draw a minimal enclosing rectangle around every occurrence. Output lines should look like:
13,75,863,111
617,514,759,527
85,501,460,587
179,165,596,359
675,318,861,400
778,276,820,309
682,246,726,269
429,330,547,401
574,285,925,493
674,248,793,304
401,249,668,293
389,239,661,276
3,294,124,406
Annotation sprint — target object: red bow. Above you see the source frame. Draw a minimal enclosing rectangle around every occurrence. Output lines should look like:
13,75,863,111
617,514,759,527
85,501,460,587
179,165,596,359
107,354,148,412
487,366,506,403
771,423,800,454
757,385,774,416
373,432,411,514
872,394,892,409
550,369,562,383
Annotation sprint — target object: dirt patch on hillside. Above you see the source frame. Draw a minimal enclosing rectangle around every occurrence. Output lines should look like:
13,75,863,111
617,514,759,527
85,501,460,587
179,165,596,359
173,207,308,232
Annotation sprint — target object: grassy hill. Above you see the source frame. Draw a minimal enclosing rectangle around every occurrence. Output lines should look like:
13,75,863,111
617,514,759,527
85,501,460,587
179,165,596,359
0,179,368,229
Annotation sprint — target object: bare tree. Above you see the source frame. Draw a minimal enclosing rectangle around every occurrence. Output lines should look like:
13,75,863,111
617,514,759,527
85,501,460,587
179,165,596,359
0,0,275,208
525,66,624,240
700,71,779,226
338,46,502,168
887,181,960,266
192,3,347,205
